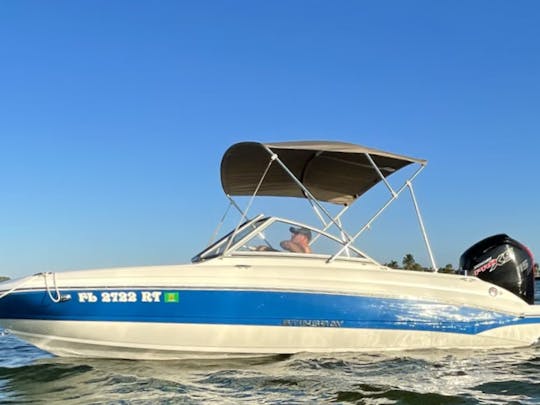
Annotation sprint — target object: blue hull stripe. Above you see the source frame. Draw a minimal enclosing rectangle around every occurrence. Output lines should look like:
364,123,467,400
0,289,537,335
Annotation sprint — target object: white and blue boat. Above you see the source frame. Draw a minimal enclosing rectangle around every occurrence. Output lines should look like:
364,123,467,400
0,141,539,359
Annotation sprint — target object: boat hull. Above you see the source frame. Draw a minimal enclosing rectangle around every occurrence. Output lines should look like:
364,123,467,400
1,283,540,359
2,319,540,360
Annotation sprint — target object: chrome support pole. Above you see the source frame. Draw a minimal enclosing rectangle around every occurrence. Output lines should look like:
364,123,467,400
328,164,426,263
309,204,352,246
365,153,397,198
207,200,233,246
224,155,275,254
407,180,438,271
308,198,329,228
261,145,349,237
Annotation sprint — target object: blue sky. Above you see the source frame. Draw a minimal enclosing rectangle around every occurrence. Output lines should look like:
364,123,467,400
1,1,539,277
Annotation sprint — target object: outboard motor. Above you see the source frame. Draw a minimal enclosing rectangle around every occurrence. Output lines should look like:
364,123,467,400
460,234,535,304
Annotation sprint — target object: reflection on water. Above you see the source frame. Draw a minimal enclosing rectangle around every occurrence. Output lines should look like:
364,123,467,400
1,334,539,404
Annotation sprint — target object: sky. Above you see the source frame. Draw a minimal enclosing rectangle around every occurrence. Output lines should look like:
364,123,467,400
1,1,539,278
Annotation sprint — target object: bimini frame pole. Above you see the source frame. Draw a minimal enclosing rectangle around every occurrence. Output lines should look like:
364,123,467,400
260,144,351,238
309,204,351,245
207,200,233,246
207,195,252,246
306,197,330,228
223,154,276,253
364,153,398,198
328,163,426,263
407,180,438,271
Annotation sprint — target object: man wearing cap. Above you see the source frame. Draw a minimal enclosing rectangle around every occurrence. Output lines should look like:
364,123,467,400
280,227,312,254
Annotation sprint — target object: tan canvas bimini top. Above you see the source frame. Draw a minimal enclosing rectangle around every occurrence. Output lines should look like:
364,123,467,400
220,141,426,206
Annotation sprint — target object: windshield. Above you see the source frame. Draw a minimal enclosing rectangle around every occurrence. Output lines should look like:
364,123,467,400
192,217,267,262
234,220,365,258
193,217,366,262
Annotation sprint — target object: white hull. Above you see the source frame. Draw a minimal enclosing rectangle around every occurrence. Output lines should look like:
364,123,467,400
2,319,539,360
1,259,539,359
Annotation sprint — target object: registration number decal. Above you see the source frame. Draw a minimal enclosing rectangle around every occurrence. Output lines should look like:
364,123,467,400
77,291,170,303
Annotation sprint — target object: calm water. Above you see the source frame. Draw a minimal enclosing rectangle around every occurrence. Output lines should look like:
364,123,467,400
1,283,539,404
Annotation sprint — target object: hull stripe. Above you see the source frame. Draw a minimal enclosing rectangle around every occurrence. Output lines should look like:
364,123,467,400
0,289,538,335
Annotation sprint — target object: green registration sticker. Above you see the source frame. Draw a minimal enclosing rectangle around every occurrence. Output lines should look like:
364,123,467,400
164,291,179,303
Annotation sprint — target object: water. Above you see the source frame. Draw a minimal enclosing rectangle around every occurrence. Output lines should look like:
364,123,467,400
1,346,539,405
1,283,539,404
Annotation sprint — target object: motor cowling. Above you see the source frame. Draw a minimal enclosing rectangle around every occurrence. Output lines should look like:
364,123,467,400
459,234,535,304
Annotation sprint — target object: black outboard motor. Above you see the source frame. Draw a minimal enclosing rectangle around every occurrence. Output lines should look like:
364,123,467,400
460,234,535,304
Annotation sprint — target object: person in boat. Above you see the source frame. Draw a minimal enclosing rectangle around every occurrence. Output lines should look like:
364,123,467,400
280,227,312,253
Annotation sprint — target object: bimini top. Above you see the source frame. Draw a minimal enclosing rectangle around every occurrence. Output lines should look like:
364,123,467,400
221,141,426,206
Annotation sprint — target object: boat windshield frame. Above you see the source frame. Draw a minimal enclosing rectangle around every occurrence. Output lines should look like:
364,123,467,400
192,215,266,262
192,216,373,263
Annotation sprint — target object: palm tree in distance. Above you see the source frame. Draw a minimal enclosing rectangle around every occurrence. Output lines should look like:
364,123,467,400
384,260,399,269
402,254,425,271
402,254,416,270
386,255,456,273
439,263,455,273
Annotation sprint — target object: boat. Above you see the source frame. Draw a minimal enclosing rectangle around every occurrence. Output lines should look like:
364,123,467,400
0,141,539,360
